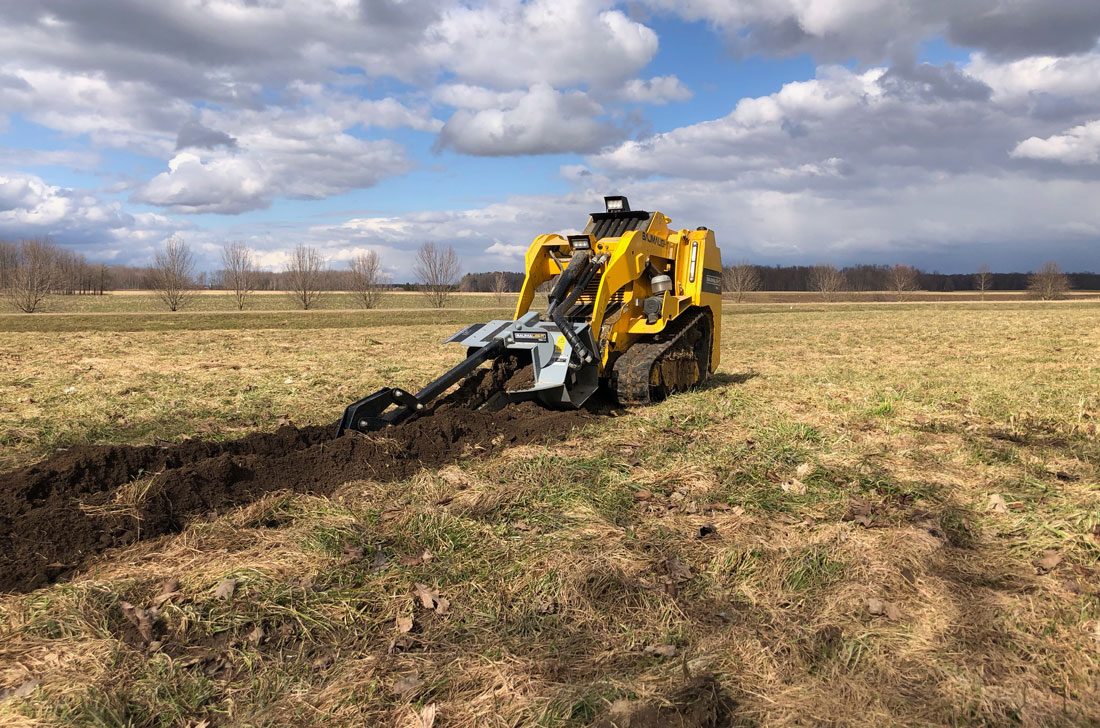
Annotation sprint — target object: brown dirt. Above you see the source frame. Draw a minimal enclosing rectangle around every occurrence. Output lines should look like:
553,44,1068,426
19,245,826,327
0,361,600,593
591,676,737,728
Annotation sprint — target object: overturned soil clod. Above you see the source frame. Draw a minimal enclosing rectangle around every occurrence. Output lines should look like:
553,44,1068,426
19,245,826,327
0,363,599,593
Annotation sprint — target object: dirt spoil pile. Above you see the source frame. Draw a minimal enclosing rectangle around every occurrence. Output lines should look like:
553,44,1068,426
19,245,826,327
0,364,595,593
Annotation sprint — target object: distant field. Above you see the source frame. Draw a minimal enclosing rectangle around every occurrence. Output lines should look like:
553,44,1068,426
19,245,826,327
3,288,1097,315
739,289,1100,303
0,290,534,314
0,307,518,334
1,302,1098,726
1,298,1097,335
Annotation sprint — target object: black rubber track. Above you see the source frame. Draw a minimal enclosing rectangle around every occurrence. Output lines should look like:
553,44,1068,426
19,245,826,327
611,309,713,405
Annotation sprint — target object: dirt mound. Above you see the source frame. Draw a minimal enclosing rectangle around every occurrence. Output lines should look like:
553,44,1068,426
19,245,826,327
592,676,737,728
0,363,598,593
4,425,332,506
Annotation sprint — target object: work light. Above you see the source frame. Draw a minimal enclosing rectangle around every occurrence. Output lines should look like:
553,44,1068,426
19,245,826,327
604,195,629,212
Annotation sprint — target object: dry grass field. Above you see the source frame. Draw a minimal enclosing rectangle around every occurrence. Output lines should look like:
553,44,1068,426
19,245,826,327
4,289,1097,316
0,291,532,315
1,300,1099,727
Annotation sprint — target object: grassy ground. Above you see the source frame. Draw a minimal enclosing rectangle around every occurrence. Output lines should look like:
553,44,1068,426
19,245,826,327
2,303,1099,726
0,307,518,335
5,289,1097,315
0,291,533,315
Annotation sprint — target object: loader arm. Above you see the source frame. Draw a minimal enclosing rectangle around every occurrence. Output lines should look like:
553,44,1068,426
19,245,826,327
513,234,567,320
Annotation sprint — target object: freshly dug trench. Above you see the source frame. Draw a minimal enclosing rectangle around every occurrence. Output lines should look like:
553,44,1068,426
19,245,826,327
3,425,333,507
591,675,737,728
0,361,599,593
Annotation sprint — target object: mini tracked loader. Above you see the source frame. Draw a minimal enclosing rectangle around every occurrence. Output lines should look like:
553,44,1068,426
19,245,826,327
337,195,722,435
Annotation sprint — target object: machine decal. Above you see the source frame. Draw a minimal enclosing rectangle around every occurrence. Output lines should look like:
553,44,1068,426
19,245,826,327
513,331,549,343
701,268,722,294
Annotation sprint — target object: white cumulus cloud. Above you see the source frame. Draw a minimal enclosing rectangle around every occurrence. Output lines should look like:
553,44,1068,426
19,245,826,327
639,0,1100,62
425,0,658,89
134,152,272,214
617,75,693,104
0,172,181,254
485,242,528,258
436,84,623,156
1012,119,1100,164
134,127,412,214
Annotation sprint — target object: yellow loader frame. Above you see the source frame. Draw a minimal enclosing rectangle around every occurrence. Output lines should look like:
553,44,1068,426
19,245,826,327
513,209,722,376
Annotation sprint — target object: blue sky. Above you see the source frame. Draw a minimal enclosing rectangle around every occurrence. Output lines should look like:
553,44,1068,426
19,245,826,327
1,1,1099,279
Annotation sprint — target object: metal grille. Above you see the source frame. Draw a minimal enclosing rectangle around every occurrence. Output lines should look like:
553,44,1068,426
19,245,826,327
575,275,604,304
567,282,625,321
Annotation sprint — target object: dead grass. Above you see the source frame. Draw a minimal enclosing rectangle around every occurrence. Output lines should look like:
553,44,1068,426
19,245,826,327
0,291,539,315
0,323,465,470
2,302,1099,726
4,289,1096,315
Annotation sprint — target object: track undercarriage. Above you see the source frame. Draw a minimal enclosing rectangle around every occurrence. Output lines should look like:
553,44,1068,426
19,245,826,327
612,309,713,405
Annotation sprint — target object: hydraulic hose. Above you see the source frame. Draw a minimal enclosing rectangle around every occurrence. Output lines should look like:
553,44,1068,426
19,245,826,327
551,254,606,367
546,250,590,317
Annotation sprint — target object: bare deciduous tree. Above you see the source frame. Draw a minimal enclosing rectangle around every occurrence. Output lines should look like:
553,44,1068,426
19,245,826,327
54,249,82,295
888,264,921,301
89,263,110,295
150,237,197,311
284,245,326,310
0,239,20,291
349,250,388,309
414,242,461,308
722,260,760,303
5,238,57,313
1028,261,1070,300
492,270,510,305
974,264,992,299
809,264,846,301
221,241,256,310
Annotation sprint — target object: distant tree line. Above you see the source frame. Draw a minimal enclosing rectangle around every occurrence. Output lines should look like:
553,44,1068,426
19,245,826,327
457,271,524,292
3,235,1092,313
734,263,1099,292
722,262,1080,301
